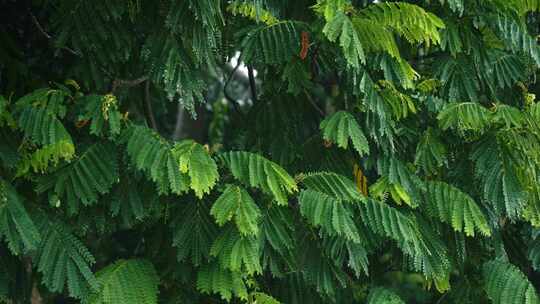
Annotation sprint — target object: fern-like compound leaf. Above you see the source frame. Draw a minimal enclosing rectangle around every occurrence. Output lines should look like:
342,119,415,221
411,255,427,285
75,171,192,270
241,21,305,65
34,222,98,299
211,185,261,236
78,94,122,138
38,143,118,215
299,189,361,242
359,2,445,46
84,259,159,304
0,180,41,255
320,111,369,157
323,11,365,67
171,201,218,266
301,171,365,202
414,128,447,175
492,104,524,129
438,102,492,132
367,287,405,304
424,181,491,237
125,125,189,195
210,227,262,275
483,260,540,304
197,262,248,301
18,106,72,146
172,140,219,198
252,292,281,304
219,151,297,205
376,156,424,206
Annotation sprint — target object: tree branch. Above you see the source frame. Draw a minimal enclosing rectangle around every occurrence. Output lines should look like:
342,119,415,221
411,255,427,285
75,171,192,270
223,61,244,115
247,65,258,103
29,11,80,56
144,80,158,131
111,76,148,93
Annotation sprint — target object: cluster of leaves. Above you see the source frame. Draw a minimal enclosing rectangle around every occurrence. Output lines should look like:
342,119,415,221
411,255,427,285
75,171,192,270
2,0,540,303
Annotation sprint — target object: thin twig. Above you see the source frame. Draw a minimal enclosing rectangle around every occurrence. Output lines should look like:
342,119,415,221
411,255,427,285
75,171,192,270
144,80,158,131
247,65,258,103
304,89,325,117
435,292,448,304
111,76,148,93
29,11,80,56
30,13,51,39
223,61,243,115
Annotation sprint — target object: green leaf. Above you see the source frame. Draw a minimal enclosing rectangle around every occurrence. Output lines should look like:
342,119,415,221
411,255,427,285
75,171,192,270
211,185,261,236
37,143,119,215
0,180,41,255
210,227,262,275
320,111,369,156
173,140,219,198
359,2,445,46
438,102,491,132
299,189,361,242
171,201,218,266
483,260,540,304
424,181,491,236
367,287,405,304
219,151,297,205
197,262,248,301
414,128,447,175
301,171,365,202
78,94,122,138
84,259,159,304
323,11,365,67
34,222,98,299
124,125,189,195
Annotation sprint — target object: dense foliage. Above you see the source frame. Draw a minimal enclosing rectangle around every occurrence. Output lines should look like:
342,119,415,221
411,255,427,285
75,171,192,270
2,0,540,303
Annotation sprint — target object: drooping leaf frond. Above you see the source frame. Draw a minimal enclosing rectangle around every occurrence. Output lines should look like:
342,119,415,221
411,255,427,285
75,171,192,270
367,287,405,304
490,14,540,65
301,172,365,202
240,21,305,65
414,128,447,175
218,151,297,205
18,106,72,146
299,189,361,242
252,292,281,304
210,227,262,275
0,180,40,255
172,140,219,198
37,143,119,215
16,139,75,175
211,185,261,236
492,104,524,129
320,111,369,156
322,10,365,67
434,56,480,102
228,1,279,25
124,125,189,195
471,138,527,219
84,259,159,304
197,262,248,301
376,156,424,206
424,181,491,236
483,260,540,304
171,201,218,266
34,222,98,299
438,102,492,132
369,176,414,207
358,199,421,249
77,94,122,138
359,2,445,46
